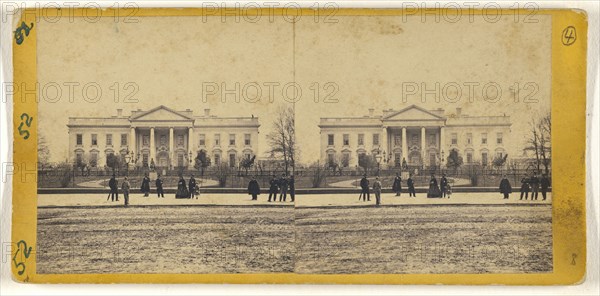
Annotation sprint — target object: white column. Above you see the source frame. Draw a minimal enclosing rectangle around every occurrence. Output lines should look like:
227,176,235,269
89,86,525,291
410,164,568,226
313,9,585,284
421,127,427,166
381,126,388,168
188,127,194,169
440,126,445,158
150,127,155,165
129,127,136,155
169,127,174,167
401,127,408,163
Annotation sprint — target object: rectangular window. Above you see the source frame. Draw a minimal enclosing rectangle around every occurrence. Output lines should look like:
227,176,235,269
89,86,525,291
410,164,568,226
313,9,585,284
467,153,473,163
229,153,236,167
496,152,503,159
76,134,83,145
358,134,364,146
451,133,458,145
343,134,349,146
429,134,435,146
215,134,221,146
328,134,334,146
373,133,380,146
481,133,488,144
90,152,98,167
327,153,335,167
341,153,350,167
394,134,401,146
466,133,472,145
229,134,236,146
496,133,503,144
177,153,184,167
160,135,166,145
91,134,98,146
199,134,206,146
244,134,251,146
143,135,149,146
76,153,83,164
106,134,113,146
120,134,127,146
214,154,221,165
177,135,184,146
482,152,488,166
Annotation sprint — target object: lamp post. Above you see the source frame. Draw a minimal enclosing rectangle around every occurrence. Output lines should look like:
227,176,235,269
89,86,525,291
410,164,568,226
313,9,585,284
124,148,138,176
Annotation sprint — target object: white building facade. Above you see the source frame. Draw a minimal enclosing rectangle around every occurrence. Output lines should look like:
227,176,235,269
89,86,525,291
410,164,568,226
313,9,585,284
67,105,260,170
318,105,513,169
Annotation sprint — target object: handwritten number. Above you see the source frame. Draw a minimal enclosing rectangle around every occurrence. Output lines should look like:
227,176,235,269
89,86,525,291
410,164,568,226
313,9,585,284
14,22,34,45
18,113,33,140
12,240,32,276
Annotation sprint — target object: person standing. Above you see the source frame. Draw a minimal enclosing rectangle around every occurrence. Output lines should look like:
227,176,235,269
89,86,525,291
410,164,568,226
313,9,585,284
530,173,540,200
268,175,279,202
499,174,512,199
248,177,260,201
359,174,370,201
520,175,530,200
407,174,416,197
189,175,197,199
279,174,289,202
289,175,295,202
427,173,441,198
141,173,151,197
440,174,448,198
175,175,188,199
373,177,382,206
155,174,165,198
108,174,119,202
392,173,402,196
121,176,130,206
540,174,550,201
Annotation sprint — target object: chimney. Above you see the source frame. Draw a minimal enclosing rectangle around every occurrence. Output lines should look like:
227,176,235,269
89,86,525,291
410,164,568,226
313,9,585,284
204,108,210,116
116,109,123,117
368,108,375,117
456,107,462,117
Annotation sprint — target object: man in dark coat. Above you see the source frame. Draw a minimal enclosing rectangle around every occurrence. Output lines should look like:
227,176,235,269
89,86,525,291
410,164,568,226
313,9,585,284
189,175,197,199
407,174,416,197
499,174,512,199
440,174,449,198
289,175,295,202
392,173,402,196
279,174,289,202
248,177,260,200
530,172,540,200
155,174,165,198
359,174,370,201
268,175,279,202
540,174,550,200
141,173,151,197
108,174,119,202
520,175,530,200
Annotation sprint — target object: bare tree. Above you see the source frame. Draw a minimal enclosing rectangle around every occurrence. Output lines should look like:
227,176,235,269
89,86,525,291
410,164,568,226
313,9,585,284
524,112,551,175
266,105,296,175
38,133,50,167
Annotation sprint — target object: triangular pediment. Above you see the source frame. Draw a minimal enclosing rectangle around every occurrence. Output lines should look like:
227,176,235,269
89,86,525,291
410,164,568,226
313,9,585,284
131,105,194,121
383,105,445,121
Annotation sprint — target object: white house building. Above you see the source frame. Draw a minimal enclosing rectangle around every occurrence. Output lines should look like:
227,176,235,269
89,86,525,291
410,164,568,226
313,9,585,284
67,105,260,170
318,105,513,169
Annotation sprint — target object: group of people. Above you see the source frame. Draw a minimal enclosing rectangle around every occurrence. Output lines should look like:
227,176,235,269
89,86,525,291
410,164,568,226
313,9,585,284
358,173,452,205
107,173,198,206
497,172,551,201
512,172,551,201
245,174,295,202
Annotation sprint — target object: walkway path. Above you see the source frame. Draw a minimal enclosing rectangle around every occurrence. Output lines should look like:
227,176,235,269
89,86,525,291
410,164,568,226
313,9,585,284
38,192,550,208
328,177,471,188
76,178,219,188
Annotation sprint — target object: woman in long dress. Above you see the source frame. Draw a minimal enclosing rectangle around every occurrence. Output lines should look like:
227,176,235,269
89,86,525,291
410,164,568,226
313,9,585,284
427,173,442,198
175,176,189,199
